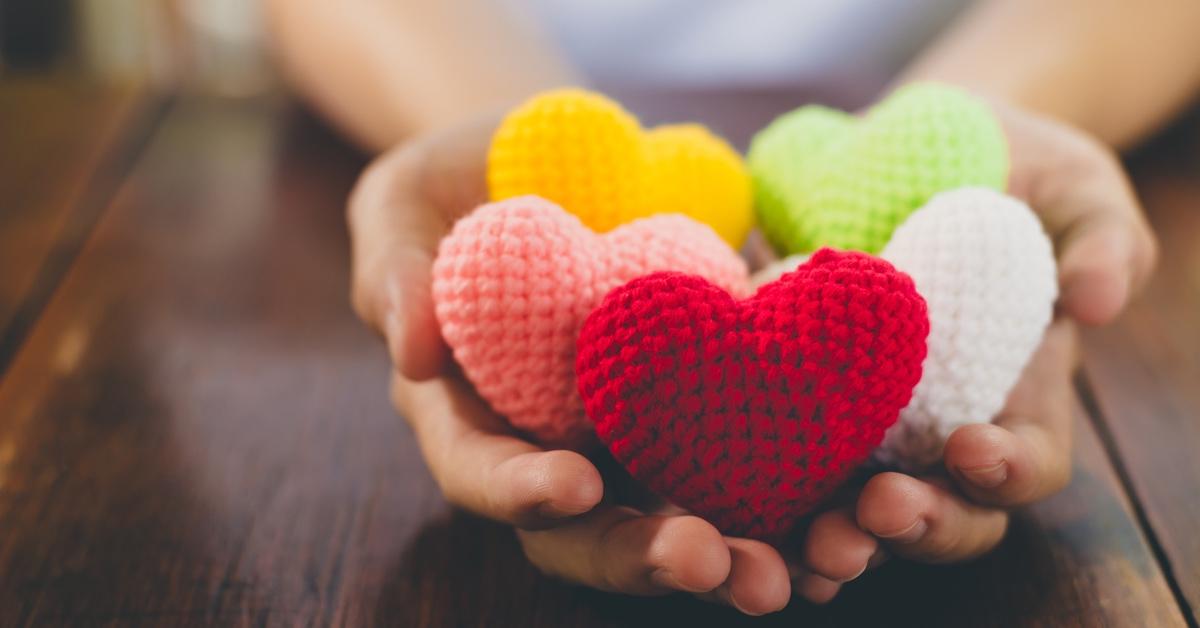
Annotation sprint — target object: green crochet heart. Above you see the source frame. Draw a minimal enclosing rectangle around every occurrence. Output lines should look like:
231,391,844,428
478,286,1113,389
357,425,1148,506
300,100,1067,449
748,83,1009,254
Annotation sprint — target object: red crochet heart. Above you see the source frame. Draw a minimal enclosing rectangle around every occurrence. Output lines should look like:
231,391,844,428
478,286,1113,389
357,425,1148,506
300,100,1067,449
576,249,929,541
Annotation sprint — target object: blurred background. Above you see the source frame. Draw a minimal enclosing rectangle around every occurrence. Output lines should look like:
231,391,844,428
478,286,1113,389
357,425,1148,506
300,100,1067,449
0,0,975,132
1,0,270,94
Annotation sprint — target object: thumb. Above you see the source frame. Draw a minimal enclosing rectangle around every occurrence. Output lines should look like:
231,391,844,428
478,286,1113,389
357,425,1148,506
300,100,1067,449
1005,109,1158,325
1056,212,1154,325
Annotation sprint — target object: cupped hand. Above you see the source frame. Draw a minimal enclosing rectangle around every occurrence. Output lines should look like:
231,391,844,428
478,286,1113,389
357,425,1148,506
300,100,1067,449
791,100,1158,603
350,115,792,615
350,98,1156,611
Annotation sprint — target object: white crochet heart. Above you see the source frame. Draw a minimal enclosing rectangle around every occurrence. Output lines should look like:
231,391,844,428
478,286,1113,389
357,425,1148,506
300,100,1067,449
750,188,1057,469
875,188,1057,468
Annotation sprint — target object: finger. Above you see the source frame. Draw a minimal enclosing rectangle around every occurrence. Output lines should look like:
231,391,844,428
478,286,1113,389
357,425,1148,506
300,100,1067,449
857,472,1009,563
516,509,732,596
380,246,446,381
700,538,791,615
791,568,842,605
348,115,496,380
943,318,1077,506
1006,113,1157,324
1055,208,1156,325
801,508,878,583
392,373,602,527
348,146,451,379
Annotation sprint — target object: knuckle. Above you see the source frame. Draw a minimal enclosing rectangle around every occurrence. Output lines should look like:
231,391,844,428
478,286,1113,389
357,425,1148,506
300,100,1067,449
590,527,626,591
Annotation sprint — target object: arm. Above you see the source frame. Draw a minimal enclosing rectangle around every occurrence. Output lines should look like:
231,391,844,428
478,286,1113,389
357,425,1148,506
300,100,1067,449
901,0,1200,149
261,0,578,151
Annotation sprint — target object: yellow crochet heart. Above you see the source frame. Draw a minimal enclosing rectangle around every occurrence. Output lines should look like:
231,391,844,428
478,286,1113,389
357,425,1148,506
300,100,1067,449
487,89,753,247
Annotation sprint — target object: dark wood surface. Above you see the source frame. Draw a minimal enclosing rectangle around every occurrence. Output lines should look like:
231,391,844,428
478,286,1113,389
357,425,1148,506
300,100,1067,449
0,76,155,368
0,87,1197,626
1080,119,1200,626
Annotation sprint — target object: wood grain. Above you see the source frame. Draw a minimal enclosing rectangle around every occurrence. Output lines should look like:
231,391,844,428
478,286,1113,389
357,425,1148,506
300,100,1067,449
0,94,1189,626
1080,114,1200,625
373,404,1186,628
0,76,158,371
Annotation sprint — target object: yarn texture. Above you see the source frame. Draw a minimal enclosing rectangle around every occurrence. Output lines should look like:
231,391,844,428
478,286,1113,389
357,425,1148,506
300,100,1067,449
759,190,1058,468
876,188,1057,468
433,196,749,448
576,249,929,540
748,82,1008,255
488,88,753,247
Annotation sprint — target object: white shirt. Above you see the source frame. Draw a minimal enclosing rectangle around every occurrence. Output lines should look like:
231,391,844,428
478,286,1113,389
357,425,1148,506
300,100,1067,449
505,0,972,87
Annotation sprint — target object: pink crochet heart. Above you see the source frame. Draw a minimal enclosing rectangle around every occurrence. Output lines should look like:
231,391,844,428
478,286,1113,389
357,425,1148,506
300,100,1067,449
433,196,749,448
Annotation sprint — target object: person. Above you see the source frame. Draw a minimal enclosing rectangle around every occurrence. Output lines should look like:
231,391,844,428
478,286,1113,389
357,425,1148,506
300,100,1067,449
263,0,1195,615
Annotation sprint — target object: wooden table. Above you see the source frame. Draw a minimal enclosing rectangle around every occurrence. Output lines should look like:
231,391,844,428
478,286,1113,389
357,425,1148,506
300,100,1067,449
1,79,1197,627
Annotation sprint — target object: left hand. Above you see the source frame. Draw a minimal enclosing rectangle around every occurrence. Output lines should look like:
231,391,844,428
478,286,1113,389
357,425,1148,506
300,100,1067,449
788,99,1157,603
352,115,795,616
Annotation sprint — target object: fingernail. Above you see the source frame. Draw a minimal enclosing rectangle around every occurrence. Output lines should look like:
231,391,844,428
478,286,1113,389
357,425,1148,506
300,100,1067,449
651,568,697,592
795,573,841,604
835,562,868,584
960,460,1009,489
712,583,761,616
876,519,927,544
727,589,762,616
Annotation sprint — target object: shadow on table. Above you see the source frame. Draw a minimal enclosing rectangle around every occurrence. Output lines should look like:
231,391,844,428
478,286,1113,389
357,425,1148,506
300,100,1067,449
373,505,1074,627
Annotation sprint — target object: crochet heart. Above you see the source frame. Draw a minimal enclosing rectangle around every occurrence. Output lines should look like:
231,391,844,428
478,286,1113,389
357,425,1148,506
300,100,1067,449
433,196,749,448
576,249,929,540
748,82,1008,255
757,190,1058,469
488,88,753,247
875,188,1057,468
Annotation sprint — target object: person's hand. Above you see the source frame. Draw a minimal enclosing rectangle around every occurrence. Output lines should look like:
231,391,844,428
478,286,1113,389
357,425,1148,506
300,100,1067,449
350,99,1157,611
789,100,1158,602
349,115,794,615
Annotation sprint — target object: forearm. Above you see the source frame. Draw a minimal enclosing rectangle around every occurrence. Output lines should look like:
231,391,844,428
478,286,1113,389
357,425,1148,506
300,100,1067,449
900,0,1200,149
262,0,578,151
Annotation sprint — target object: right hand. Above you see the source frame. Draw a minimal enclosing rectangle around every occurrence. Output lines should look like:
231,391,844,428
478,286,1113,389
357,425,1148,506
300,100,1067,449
348,114,794,615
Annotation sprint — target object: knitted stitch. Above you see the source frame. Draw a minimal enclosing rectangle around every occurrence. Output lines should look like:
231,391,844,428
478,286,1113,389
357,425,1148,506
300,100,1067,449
488,88,753,246
875,188,1057,468
433,195,749,448
576,249,929,540
748,82,1008,255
